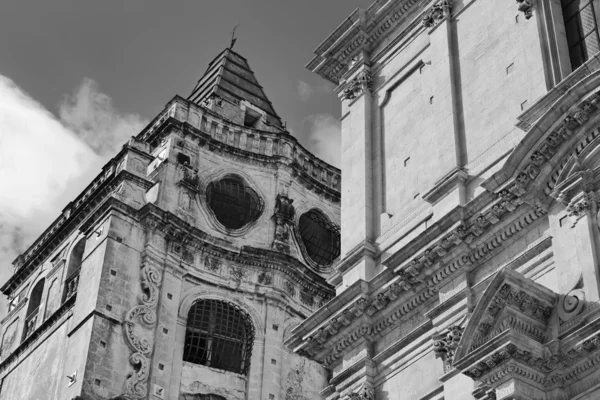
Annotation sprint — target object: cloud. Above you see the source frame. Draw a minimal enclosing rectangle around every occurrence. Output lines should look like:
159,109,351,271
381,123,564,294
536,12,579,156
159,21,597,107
0,76,146,314
305,114,341,168
59,78,147,157
297,80,314,102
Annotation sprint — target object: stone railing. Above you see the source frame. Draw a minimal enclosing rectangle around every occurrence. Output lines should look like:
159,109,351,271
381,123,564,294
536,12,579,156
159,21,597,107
139,97,341,192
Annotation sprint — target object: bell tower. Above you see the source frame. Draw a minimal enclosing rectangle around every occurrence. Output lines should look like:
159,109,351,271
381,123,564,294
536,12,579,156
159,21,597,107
0,47,341,400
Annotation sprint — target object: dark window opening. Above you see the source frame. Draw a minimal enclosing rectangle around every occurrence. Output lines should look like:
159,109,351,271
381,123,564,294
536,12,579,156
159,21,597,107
562,0,600,70
298,210,341,266
244,108,262,128
177,152,191,166
23,279,45,341
62,239,85,303
183,299,254,375
206,176,263,230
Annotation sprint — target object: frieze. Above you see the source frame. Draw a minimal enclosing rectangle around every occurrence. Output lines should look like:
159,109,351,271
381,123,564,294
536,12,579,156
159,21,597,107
300,207,545,365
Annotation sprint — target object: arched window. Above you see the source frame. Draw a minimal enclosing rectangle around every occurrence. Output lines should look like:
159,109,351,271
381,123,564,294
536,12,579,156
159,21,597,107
298,209,341,267
23,279,44,340
63,239,85,303
183,299,254,374
206,176,263,230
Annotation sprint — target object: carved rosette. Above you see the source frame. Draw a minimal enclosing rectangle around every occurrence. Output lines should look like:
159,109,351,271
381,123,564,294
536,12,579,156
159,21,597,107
433,325,464,372
272,194,295,254
122,264,161,399
342,71,373,101
422,0,452,28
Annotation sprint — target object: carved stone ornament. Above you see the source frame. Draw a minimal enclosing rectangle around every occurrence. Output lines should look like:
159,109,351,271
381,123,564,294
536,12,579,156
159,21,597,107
433,325,464,372
204,256,221,273
422,0,452,28
272,194,295,254
452,269,600,399
121,263,161,399
342,71,373,100
346,384,375,400
566,191,597,227
516,0,534,19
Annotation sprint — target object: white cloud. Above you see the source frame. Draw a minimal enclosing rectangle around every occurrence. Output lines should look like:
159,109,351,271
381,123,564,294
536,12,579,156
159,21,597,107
0,76,147,313
297,80,314,102
59,78,147,157
305,114,341,168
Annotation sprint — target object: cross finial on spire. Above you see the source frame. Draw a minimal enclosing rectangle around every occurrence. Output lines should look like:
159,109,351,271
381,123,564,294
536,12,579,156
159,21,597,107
230,24,239,49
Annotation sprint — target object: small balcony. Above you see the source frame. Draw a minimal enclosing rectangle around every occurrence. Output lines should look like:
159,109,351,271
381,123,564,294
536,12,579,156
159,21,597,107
23,307,39,339
64,271,80,301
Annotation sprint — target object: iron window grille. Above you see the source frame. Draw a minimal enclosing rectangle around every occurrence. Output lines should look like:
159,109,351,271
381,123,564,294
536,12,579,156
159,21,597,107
298,210,341,267
183,299,255,375
562,0,600,70
206,176,264,230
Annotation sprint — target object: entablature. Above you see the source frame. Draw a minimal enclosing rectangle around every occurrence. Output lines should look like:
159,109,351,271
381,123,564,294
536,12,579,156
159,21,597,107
137,96,341,202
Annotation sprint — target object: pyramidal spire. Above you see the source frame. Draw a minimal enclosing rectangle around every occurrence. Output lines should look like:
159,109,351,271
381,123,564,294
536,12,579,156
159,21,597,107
188,47,284,129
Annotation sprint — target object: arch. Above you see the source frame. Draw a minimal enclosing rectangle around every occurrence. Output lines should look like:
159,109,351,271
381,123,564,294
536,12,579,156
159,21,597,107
483,70,600,202
22,278,45,340
62,238,85,303
178,288,265,336
183,299,255,375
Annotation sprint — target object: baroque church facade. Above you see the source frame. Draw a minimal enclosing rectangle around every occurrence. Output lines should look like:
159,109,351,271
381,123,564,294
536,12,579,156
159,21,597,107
3,0,600,400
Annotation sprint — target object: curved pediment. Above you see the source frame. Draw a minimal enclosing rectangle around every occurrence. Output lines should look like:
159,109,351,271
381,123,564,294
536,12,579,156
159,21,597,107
483,71,600,210
454,269,557,369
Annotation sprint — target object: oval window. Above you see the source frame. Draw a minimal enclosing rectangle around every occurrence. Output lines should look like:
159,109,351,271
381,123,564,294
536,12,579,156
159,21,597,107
298,209,340,266
206,176,263,230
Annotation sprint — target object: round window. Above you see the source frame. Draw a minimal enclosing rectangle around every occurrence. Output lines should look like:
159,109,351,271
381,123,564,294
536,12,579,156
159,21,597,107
206,176,263,230
298,209,340,266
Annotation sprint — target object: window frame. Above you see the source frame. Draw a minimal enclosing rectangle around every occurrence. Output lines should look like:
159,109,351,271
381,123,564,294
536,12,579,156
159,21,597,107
183,299,255,375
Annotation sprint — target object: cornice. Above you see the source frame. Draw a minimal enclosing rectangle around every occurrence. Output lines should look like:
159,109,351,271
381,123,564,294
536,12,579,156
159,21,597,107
1,168,152,295
335,240,377,276
306,0,427,84
140,100,341,203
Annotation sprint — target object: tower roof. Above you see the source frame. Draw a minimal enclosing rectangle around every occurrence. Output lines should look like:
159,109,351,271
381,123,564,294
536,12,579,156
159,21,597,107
188,48,283,128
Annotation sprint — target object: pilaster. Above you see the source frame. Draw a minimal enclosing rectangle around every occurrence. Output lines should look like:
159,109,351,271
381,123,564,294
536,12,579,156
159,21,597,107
338,65,377,285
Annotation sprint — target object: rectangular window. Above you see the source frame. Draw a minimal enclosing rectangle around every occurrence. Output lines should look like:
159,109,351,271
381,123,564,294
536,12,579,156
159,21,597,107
562,0,600,70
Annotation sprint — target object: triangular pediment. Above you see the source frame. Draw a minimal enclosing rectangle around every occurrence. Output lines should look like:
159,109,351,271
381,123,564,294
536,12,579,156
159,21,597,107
454,270,557,374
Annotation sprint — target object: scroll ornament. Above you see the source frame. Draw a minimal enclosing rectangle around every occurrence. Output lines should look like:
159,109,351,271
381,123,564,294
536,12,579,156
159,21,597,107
122,264,161,399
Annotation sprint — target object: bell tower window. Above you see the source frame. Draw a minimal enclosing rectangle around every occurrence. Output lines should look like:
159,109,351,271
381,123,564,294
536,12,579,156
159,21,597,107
561,0,600,70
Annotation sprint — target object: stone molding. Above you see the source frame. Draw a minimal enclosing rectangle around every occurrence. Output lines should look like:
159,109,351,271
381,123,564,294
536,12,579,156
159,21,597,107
139,204,334,303
140,98,341,200
306,0,423,84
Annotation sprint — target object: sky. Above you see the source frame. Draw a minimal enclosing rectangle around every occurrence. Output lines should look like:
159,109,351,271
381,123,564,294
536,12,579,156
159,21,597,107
0,0,373,313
